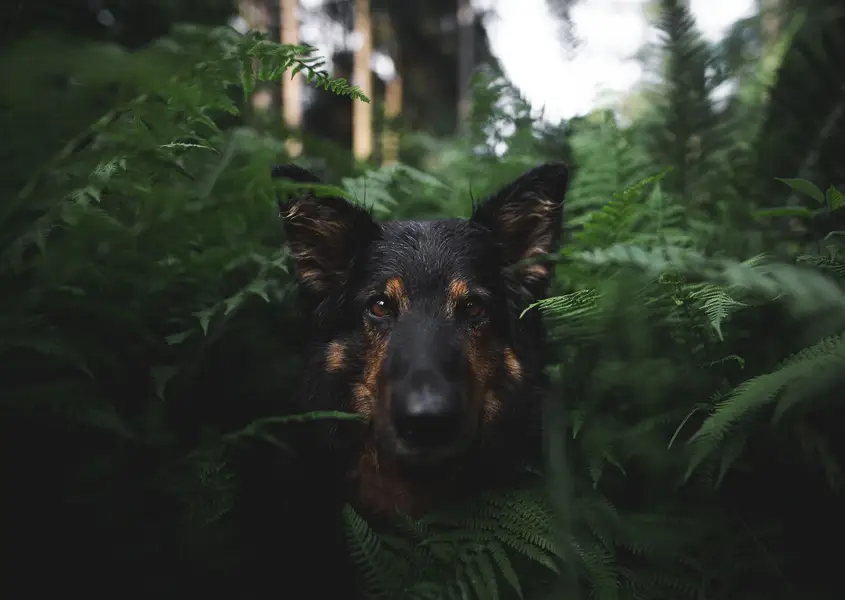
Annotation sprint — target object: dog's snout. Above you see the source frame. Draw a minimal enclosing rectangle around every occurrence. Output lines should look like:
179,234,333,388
383,315,472,459
390,374,465,449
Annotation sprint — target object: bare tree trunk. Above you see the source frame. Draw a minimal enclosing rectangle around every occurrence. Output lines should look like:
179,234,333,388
264,0,281,116
353,0,373,161
240,0,267,30
381,14,402,166
280,0,303,157
236,1,275,114
456,0,475,134
382,74,402,165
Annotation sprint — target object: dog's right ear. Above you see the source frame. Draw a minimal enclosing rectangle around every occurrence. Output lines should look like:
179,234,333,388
273,164,380,297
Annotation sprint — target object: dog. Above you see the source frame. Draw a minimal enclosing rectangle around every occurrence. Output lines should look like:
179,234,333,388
274,162,568,518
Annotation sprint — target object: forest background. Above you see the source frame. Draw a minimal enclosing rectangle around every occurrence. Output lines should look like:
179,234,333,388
2,0,844,598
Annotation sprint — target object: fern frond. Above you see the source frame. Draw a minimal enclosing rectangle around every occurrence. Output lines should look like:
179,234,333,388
687,332,845,477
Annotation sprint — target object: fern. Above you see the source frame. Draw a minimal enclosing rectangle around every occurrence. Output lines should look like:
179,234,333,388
687,332,845,478
5,4,845,599
343,485,562,600
687,283,747,340
1,21,372,595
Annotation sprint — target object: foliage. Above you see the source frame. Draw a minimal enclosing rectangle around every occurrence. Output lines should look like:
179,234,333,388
0,24,365,594
3,2,845,600
343,3,845,599
344,486,561,600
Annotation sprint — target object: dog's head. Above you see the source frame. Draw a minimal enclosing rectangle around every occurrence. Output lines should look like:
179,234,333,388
276,163,568,513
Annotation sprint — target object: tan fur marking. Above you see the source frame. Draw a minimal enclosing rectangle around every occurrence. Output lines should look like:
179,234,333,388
524,243,552,263
351,329,388,418
518,264,549,284
384,276,410,312
282,203,302,220
351,443,419,516
464,328,500,430
482,390,502,424
515,244,554,283
283,202,345,237
503,347,523,382
498,193,555,229
350,441,460,517
465,329,495,383
325,341,346,372
448,279,470,302
446,279,471,317
351,383,374,415
297,268,327,291
348,327,394,512
525,244,551,259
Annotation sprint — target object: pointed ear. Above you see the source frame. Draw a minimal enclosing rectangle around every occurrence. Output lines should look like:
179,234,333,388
470,163,568,298
274,164,380,297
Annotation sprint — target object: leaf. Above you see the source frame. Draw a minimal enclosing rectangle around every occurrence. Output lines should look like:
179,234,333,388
488,542,523,598
151,365,179,400
754,206,814,219
194,308,215,335
826,185,845,210
166,331,192,345
775,178,825,204
240,57,255,99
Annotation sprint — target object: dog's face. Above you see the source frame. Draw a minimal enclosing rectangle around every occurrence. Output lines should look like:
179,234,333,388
277,164,568,511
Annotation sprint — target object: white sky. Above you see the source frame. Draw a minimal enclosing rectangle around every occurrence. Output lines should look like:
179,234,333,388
296,0,756,121
481,0,756,121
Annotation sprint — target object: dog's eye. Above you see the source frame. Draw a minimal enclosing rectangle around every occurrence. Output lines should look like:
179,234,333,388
460,296,486,320
367,296,392,319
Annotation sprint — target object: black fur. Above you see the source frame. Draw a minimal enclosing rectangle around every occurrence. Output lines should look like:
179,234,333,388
277,162,567,493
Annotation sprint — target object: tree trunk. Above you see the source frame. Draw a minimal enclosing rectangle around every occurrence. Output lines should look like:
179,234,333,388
382,74,402,165
264,0,281,116
239,0,267,30
235,2,275,115
381,14,402,166
280,0,302,157
353,0,373,161
456,0,475,133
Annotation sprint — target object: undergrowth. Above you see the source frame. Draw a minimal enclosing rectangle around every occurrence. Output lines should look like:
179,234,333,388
3,4,844,600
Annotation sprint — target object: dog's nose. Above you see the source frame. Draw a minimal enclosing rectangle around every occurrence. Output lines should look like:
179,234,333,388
391,384,465,449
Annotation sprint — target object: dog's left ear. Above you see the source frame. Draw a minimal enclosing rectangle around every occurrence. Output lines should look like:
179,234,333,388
471,162,568,298
273,164,380,298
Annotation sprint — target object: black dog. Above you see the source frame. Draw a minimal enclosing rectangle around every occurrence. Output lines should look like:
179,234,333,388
275,162,568,518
